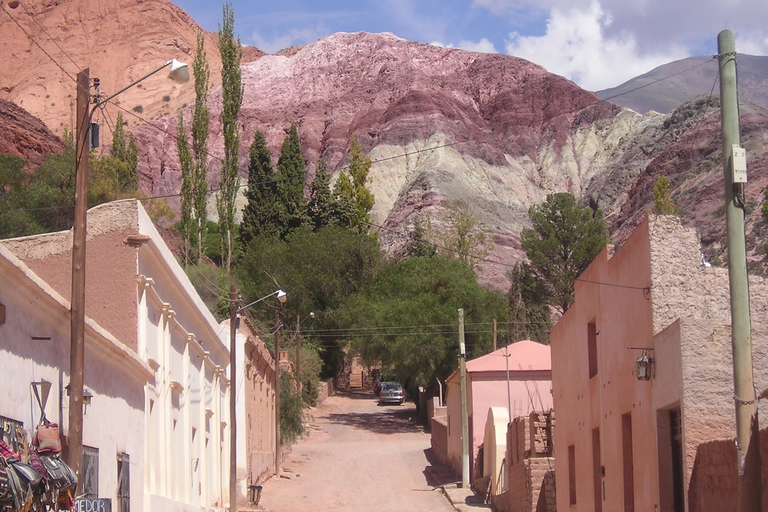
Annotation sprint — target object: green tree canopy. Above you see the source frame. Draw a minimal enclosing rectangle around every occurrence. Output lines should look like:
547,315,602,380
653,175,676,215
506,262,552,343
521,192,610,314
307,157,335,231
333,134,374,233
239,130,280,247
275,124,308,238
435,200,492,268
338,255,508,395
406,217,437,258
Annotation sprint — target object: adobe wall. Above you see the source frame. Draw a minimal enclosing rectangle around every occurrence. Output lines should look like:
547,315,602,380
495,412,555,512
431,416,450,467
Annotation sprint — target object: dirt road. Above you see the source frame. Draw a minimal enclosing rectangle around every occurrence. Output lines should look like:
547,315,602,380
256,391,459,512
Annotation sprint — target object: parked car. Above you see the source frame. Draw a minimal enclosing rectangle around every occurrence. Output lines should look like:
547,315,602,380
378,382,405,405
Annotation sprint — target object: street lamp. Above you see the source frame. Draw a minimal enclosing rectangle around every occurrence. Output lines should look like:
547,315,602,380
69,60,188,482
229,288,287,510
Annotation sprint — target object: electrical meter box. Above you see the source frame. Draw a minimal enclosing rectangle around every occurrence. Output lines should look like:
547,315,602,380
732,145,747,183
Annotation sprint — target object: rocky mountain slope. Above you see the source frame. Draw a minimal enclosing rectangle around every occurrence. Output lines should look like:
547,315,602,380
0,98,64,165
3,0,768,290
596,54,768,114
0,0,262,136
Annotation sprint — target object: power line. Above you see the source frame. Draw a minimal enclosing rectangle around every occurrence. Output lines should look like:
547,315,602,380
0,3,77,83
17,1,82,72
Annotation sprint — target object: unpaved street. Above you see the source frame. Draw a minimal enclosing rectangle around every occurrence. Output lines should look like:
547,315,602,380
257,391,458,512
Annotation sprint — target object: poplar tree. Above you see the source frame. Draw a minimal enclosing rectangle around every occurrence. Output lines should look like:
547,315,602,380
177,112,194,266
110,112,138,193
176,31,210,266
217,2,243,273
191,30,211,264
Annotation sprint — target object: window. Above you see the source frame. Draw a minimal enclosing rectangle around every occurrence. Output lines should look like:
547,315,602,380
568,444,577,505
117,453,130,512
588,322,598,378
82,446,99,499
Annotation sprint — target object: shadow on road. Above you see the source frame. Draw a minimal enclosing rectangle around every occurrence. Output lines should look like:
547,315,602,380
332,390,378,401
422,448,461,487
326,408,422,435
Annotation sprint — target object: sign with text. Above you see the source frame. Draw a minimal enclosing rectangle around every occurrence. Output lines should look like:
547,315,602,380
76,498,111,512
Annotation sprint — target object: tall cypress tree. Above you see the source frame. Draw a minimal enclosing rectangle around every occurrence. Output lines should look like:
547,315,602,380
307,157,334,231
275,124,308,239
216,2,243,273
239,130,280,248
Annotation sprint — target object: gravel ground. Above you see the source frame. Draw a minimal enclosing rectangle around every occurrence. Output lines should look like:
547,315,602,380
256,390,459,512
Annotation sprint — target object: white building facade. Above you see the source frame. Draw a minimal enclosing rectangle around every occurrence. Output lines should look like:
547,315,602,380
1,199,232,512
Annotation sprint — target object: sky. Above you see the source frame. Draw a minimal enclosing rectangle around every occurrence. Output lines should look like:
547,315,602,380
173,0,768,91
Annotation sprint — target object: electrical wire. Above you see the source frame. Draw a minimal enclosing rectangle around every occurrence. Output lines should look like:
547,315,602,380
0,4,78,83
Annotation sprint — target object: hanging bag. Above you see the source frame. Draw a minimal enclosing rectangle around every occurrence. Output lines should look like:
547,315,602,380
32,420,61,455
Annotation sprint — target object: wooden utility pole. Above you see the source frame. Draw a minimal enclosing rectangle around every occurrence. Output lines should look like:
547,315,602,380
68,68,89,483
229,285,237,511
718,29,762,511
296,314,301,395
458,308,469,489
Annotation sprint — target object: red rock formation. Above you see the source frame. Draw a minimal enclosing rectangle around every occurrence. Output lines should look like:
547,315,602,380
0,98,64,165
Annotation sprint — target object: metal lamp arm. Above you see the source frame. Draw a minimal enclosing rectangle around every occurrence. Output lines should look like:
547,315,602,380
90,60,173,115
237,290,285,312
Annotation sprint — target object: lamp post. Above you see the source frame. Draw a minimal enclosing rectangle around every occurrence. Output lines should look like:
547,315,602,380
230,288,286,509
68,60,188,481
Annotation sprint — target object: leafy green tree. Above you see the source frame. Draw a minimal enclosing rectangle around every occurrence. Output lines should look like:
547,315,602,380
406,217,437,257
521,192,610,314
216,2,243,273
506,262,551,343
435,200,492,268
339,255,508,399
110,112,138,190
653,175,676,215
236,226,382,377
275,124,308,238
191,30,211,265
307,157,335,231
0,131,77,238
333,134,374,233
239,130,280,248
279,371,304,444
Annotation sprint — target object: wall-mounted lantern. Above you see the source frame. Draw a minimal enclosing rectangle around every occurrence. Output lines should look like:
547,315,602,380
635,349,653,381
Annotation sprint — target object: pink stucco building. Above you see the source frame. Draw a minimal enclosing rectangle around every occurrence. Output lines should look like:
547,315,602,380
443,341,553,478
551,215,768,512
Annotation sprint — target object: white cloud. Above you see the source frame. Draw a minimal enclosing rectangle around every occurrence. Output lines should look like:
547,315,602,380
432,38,499,54
459,38,499,54
249,27,330,54
505,1,687,90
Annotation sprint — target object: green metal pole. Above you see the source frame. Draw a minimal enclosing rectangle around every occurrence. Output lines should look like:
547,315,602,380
718,29,762,512
459,308,469,488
